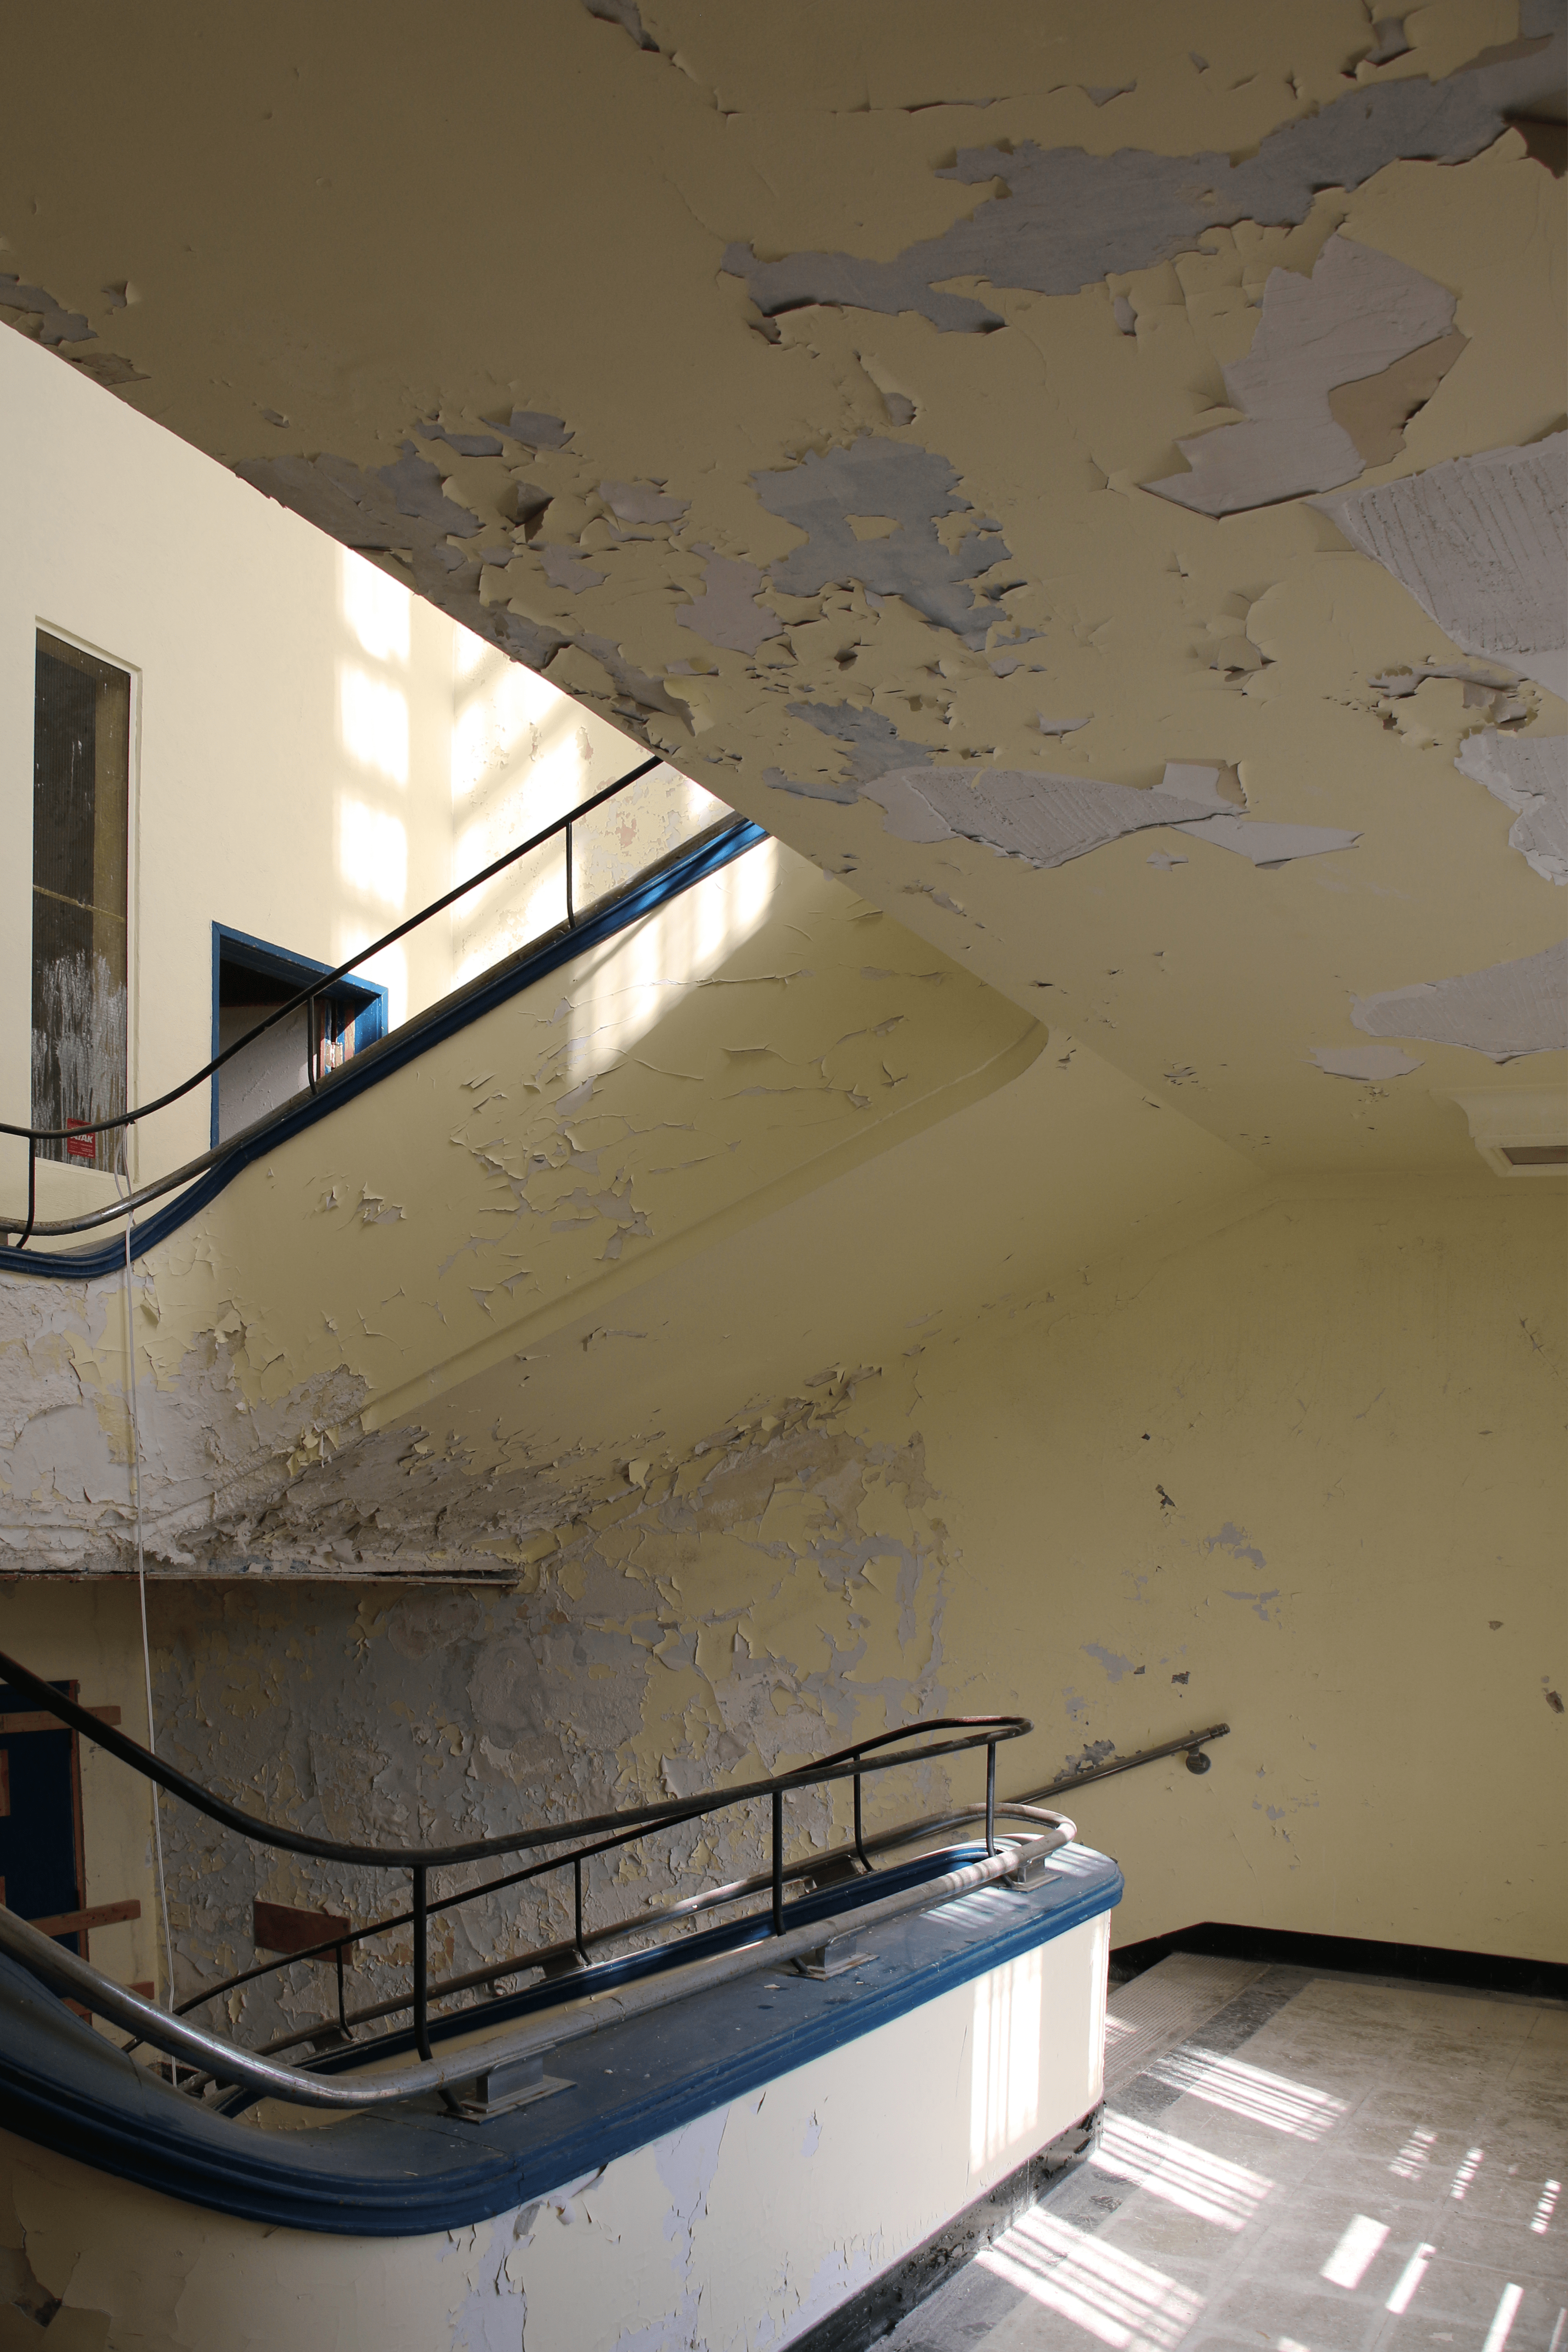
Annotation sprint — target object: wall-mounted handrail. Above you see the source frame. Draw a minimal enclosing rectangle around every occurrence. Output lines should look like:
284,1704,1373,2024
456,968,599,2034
3,750,670,1247
196,1725,1233,2060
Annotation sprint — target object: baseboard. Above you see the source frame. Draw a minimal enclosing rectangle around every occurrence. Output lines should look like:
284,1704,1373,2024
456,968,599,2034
788,2104,1103,2352
1110,1921,1566,2003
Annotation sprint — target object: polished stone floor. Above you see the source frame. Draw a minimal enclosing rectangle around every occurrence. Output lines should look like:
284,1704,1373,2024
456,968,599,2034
887,1954,1567,2352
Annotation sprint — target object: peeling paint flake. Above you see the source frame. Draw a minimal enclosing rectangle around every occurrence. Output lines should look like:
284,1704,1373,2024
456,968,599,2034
723,33,1568,330
1148,236,1462,517
1352,940,1568,1060
754,438,1010,649
1315,434,1568,701
1454,729,1568,884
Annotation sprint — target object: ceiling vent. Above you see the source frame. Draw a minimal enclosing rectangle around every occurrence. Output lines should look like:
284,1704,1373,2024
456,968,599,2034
1450,1090,1568,1177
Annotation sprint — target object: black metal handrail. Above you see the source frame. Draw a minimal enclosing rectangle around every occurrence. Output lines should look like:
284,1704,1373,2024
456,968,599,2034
0,1647,1028,2085
3,751,667,1247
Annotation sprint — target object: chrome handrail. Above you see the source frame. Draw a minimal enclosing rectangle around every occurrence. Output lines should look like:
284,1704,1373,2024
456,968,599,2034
0,1647,1031,2092
0,1820,1075,2112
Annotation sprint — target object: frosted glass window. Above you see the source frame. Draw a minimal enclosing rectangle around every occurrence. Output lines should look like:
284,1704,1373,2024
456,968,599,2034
31,632,130,1171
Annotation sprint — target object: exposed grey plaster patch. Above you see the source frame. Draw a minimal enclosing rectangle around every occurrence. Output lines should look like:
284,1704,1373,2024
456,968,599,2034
0,274,94,344
137,1412,953,2029
1225,1589,1282,1623
722,32,1567,331
677,548,784,655
1174,813,1361,866
859,760,1357,870
573,632,692,723
1146,237,1458,516
1037,714,1090,736
580,0,659,50
1205,1522,1267,1571
417,418,506,459
540,546,608,594
753,438,1011,647
600,479,689,525
1454,729,1568,883
1309,1044,1424,1078
765,703,937,806
1082,1642,1135,1681
1352,938,1568,1060
499,411,574,450
236,450,569,674
1366,18,1414,65
1314,434,1568,701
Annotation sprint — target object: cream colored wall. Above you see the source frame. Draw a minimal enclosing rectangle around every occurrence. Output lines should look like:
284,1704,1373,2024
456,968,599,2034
21,1167,1538,2064
451,637,726,989
920,1176,1565,1960
0,326,460,1222
0,322,681,1235
0,1578,158,2002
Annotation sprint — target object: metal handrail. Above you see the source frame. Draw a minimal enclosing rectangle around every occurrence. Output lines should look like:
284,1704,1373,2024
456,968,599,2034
0,1822,1076,2111
0,1647,1029,2092
3,750,668,1246
194,1724,1231,2061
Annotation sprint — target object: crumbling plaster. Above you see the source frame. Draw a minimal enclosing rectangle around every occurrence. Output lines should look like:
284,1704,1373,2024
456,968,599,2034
9,1150,1555,2082
1,0,1562,1179
0,836,1044,1578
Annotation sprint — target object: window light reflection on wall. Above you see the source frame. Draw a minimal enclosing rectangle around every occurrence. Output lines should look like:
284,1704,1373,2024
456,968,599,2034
342,554,410,664
338,802,408,912
340,670,410,785
969,1944,1043,2169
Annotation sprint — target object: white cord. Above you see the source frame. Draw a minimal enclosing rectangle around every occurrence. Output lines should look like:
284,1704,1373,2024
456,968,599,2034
119,1191,178,2040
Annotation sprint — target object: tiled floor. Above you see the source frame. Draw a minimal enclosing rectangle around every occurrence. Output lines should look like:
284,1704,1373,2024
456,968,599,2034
887,1958,1566,2352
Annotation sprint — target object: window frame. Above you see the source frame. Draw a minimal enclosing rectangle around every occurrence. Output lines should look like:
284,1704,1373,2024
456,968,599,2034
30,619,141,1187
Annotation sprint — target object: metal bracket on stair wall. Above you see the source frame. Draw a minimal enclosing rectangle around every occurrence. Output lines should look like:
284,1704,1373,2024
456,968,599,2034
452,2052,572,2122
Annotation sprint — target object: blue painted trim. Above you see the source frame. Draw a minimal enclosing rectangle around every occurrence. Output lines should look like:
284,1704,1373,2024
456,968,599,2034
209,925,389,1150
0,1842,1121,2239
2,820,766,1280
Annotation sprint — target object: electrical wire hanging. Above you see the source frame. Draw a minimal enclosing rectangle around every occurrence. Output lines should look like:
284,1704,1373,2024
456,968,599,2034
119,1183,179,2064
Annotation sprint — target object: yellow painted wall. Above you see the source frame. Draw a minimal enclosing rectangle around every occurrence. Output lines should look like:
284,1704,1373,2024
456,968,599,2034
0,325,695,1233
6,1159,1551,2066
0,326,456,1218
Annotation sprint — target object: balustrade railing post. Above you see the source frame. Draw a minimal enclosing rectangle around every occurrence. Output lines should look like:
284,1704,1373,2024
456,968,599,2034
304,991,319,1095
771,1787,784,1935
564,817,575,928
574,1851,587,1962
411,1864,432,2061
853,1766,870,1872
17,1139,37,1248
985,1738,997,1857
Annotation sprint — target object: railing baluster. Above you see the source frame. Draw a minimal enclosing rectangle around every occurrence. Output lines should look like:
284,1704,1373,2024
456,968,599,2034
574,1851,586,1962
853,1767,870,1873
335,1939,349,2037
16,1139,37,1249
985,1738,997,1856
771,1788,784,1935
411,1864,431,2061
304,991,319,1095
564,816,575,928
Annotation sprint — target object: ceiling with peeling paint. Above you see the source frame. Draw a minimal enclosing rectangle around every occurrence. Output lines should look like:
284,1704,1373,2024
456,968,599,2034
3,0,1564,1176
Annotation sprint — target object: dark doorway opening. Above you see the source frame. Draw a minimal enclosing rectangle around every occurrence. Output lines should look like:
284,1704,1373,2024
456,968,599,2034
211,927,387,1147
